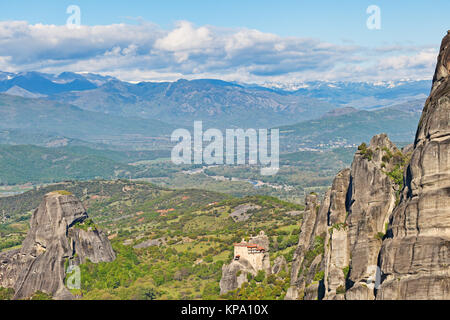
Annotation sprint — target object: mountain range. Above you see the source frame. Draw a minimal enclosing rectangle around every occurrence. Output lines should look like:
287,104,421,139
278,99,424,152
0,70,429,152
1,71,430,129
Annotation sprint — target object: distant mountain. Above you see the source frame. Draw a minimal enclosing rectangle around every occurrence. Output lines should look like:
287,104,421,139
278,103,422,152
4,86,47,99
0,144,133,185
0,71,431,129
48,78,337,128
291,80,430,109
0,129,117,149
0,144,171,185
321,107,359,118
0,71,14,81
370,98,426,114
0,94,175,146
0,72,97,95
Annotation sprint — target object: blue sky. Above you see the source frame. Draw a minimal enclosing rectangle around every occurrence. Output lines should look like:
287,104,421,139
2,0,448,45
0,1,448,83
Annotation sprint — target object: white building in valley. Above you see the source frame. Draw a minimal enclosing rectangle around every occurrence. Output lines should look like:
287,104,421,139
233,237,266,271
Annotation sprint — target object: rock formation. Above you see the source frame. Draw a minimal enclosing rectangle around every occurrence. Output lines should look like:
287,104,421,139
286,134,415,300
344,134,401,300
272,256,288,275
0,191,115,300
285,192,327,300
219,231,270,295
286,31,450,300
376,31,450,300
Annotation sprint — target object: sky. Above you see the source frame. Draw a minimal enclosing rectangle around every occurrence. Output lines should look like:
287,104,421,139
0,0,448,84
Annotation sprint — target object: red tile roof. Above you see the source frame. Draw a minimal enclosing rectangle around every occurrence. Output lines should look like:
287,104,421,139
233,242,265,251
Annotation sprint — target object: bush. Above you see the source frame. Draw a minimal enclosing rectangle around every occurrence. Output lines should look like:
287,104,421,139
202,282,220,300
53,190,73,196
342,266,350,278
358,143,373,160
254,270,266,282
375,232,385,241
313,270,324,281
0,287,14,300
267,274,277,285
134,287,158,300
30,291,52,300
386,165,403,188
336,285,345,295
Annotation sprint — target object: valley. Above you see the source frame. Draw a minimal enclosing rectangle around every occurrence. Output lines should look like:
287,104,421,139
0,180,303,299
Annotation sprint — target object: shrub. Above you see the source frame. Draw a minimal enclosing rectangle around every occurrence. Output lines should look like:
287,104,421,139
386,165,403,188
336,285,345,295
313,270,324,282
342,266,350,278
0,287,14,300
375,232,385,241
267,274,277,285
30,291,52,300
73,218,98,232
53,190,73,196
358,143,373,160
254,270,266,282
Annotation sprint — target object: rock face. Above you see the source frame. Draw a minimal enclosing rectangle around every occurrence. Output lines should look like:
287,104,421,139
219,231,270,295
344,134,400,300
0,192,115,300
272,256,288,275
286,192,328,300
376,31,450,300
287,31,450,300
286,134,410,300
323,169,351,300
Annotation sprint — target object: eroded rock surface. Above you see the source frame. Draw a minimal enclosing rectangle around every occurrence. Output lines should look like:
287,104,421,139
0,192,115,299
377,31,450,300
287,31,450,300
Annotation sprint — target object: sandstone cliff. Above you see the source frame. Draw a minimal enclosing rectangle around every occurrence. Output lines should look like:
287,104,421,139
286,135,411,300
376,31,450,300
285,192,327,300
286,31,450,300
0,191,115,300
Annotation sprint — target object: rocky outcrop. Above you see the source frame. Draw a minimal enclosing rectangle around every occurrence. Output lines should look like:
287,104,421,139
376,31,450,300
286,192,328,300
287,31,450,300
323,169,351,300
219,232,270,295
0,192,115,300
272,256,288,275
344,134,400,299
219,259,255,295
286,134,408,300
286,133,404,300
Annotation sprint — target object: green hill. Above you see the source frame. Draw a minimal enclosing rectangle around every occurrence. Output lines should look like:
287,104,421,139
278,108,420,152
0,180,303,300
0,144,174,185
0,94,175,145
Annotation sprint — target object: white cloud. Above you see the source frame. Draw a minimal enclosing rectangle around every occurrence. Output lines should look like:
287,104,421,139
0,20,439,83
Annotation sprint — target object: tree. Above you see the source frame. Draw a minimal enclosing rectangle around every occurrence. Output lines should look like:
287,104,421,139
254,270,265,282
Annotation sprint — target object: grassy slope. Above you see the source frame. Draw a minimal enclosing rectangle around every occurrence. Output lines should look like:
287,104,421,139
0,180,303,300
